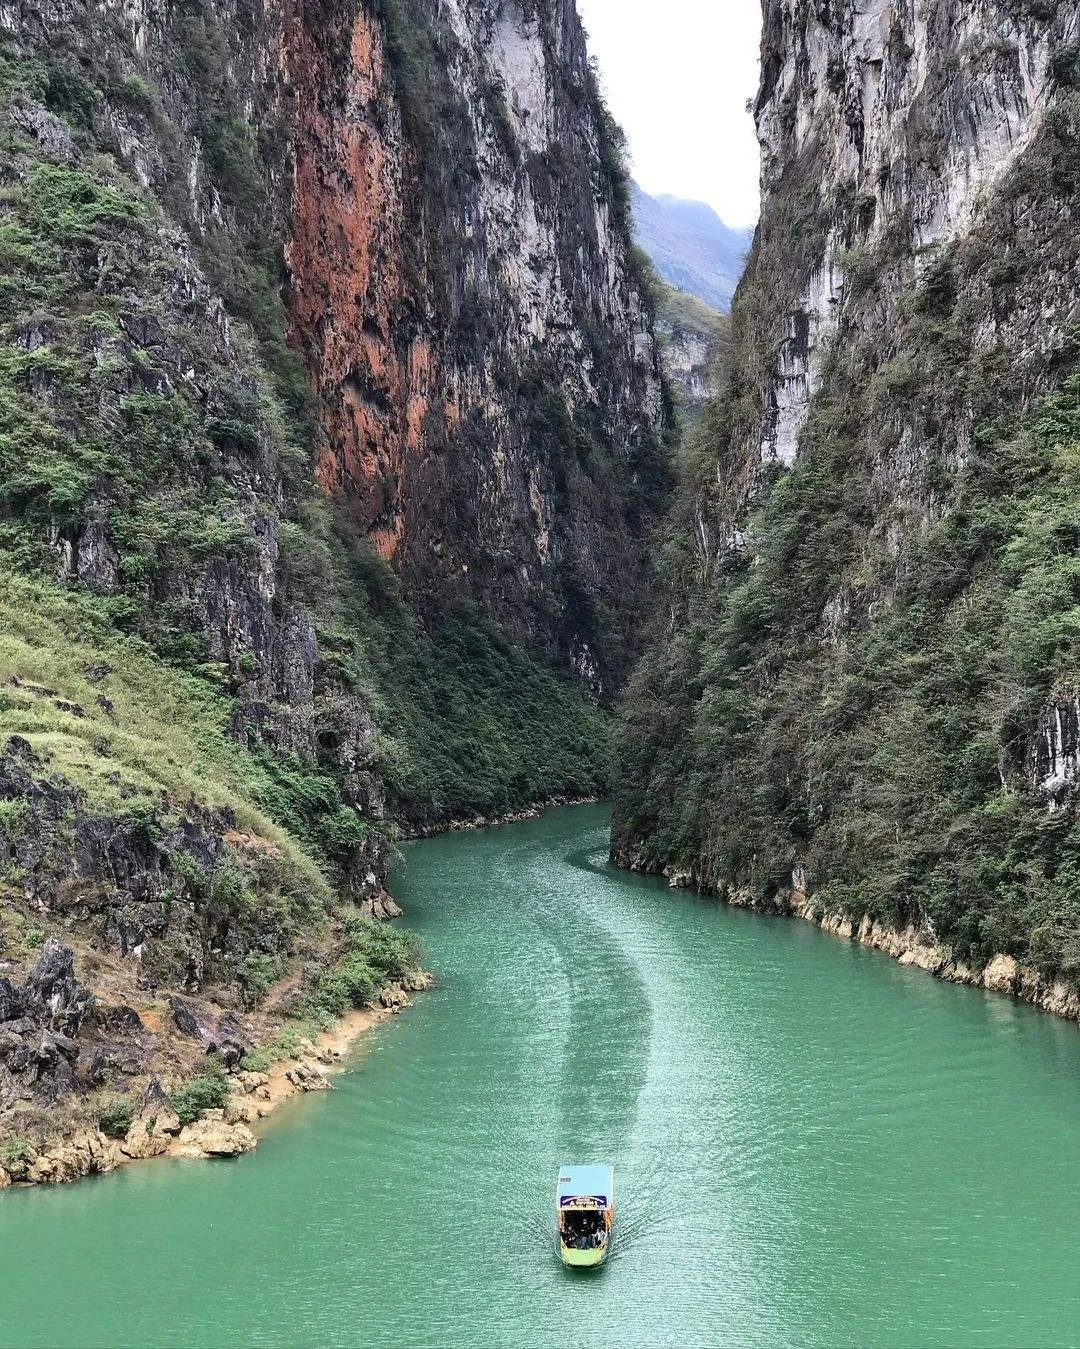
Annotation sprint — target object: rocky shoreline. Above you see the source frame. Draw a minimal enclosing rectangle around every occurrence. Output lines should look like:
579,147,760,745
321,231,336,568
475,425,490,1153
0,951,432,1189
618,853,1080,1026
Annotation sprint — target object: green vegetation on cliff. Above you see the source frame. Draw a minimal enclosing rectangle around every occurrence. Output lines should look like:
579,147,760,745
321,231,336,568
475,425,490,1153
615,90,1080,979
0,0,623,1132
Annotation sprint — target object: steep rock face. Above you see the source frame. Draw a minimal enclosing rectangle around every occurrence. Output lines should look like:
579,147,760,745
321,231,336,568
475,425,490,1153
615,1,1080,984
653,284,727,423
283,0,667,689
0,0,663,1153
754,0,1077,469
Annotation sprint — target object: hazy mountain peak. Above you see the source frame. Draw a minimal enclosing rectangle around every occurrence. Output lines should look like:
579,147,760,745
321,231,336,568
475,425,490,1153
631,183,753,312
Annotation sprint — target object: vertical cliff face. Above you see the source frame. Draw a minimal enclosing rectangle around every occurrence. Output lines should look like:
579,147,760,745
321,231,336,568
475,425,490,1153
653,283,727,423
615,1,1080,980
0,0,666,1139
752,0,1076,470
282,0,667,690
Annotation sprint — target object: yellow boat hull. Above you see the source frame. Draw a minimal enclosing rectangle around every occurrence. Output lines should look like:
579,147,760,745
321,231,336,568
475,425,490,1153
559,1241,609,1269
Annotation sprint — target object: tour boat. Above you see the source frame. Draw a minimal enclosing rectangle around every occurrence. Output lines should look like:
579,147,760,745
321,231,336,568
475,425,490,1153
556,1164,614,1269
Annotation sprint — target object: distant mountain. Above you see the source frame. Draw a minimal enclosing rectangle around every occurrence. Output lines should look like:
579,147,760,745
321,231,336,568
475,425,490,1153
631,185,754,312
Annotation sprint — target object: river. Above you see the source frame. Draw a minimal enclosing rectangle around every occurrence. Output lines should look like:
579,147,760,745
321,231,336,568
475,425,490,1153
1,805,1080,1347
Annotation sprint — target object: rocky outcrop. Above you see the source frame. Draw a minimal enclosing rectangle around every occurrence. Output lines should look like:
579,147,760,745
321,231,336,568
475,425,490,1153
0,939,101,1110
0,736,307,997
653,285,726,422
173,1113,257,1158
1029,688,1080,806
752,0,1079,470
0,970,429,1185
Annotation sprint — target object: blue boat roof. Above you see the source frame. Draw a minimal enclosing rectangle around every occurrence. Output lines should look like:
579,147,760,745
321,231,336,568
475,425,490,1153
557,1164,614,1202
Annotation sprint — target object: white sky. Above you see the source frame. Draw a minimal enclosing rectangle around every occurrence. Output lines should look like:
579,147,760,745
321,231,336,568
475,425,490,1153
575,0,762,228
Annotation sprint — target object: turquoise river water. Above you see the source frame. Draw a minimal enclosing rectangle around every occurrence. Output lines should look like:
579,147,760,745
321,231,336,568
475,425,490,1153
1,804,1080,1347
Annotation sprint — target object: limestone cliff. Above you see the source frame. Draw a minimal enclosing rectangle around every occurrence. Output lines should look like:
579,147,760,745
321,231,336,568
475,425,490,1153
0,0,667,1162
285,0,667,689
615,1,1080,990
654,284,727,423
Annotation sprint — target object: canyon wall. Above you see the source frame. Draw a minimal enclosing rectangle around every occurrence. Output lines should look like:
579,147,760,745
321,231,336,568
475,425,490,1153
284,0,667,689
0,0,666,1157
615,0,1080,985
653,283,727,423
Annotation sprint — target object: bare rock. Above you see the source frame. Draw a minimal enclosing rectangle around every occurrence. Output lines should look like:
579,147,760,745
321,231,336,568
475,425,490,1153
10,101,74,161
379,984,411,1012
175,1117,256,1157
359,888,403,920
285,1058,331,1092
898,944,948,974
208,1012,251,1069
122,1117,170,1159
167,996,205,1039
26,1130,121,1184
982,954,1020,994
939,961,978,986
1042,981,1080,1019
138,1078,181,1135
93,1004,145,1035
223,1093,263,1125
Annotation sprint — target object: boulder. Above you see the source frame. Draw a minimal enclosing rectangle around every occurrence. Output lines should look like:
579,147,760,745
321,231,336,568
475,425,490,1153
223,1093,265,1125
85,1045,117,1087
285,1058,331,1092
208,1012,251,1069
379,984,411,1012
359,889,403,920
96,1004,144,1035
174,1118,256,1158
122,1117,170,1160
24,940,91,1035
166,996,205,1038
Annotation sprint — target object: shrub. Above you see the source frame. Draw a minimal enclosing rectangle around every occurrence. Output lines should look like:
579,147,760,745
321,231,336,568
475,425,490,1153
97,1096,136,1139
0,1134,31,1166
170,1060,229,1126
305,913,420,1019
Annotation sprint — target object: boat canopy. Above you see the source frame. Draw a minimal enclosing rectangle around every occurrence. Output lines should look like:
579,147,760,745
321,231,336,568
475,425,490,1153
557,1164,614,1209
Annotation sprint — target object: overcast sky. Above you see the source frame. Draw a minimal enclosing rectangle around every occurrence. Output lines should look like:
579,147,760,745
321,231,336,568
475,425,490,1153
575,0,762,228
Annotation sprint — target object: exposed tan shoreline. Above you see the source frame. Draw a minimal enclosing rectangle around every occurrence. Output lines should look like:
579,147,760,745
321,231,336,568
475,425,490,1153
648,859,1080,1025
2,796,605,1192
